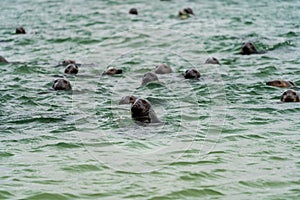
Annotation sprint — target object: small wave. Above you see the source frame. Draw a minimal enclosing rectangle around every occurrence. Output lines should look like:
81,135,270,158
25,192,78,200
149,188,223,199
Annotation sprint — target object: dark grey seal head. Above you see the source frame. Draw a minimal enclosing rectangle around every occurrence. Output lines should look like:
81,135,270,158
129,8,138,15
266,80,296,88
16,27,26,34
154,63,173,74
64,64,79,75
0,56,9,63
141,72,159,85
119,95,137,105
102,67,123,75
178,7,194,19
62,59,76,66
184,69,201,80
131,98,162,123
240,42,265,55
280,89,299,102
52,78,72,90
205,57,220,65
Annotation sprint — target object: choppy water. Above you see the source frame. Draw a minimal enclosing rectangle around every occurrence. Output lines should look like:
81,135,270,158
1,0,300,199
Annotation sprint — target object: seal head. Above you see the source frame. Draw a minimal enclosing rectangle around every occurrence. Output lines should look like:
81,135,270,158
62,60,76,66
129,8,138,15
154,63,173,74
178,7,194,19
184,69,200,79
142,72,159,85
64,64,79,75
16,27,26,34
205,57,220,65
103,67,123,75
240,42,265,55
0,56,8,63
266,80,296,88
131,98,162,123
52,78,72,90
119,95,137,104
280,89,299,102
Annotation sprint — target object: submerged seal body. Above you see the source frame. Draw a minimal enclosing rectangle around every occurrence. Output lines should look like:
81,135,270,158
266,80,296,88
0,56,9,63
129,8,138,15
103,67,123,75
154,63,173,74
64,64,79,75
16,27,26,34
205,57,220,65
52,78,72,90
142,72,159,85
184,69,200,79
280,89,299,102
131,98,162,123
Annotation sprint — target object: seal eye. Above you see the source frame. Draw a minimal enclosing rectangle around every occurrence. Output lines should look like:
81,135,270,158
289,81,295,86
63,80,68,84
141,99,147,104
293,92,297,96
283,92,287,95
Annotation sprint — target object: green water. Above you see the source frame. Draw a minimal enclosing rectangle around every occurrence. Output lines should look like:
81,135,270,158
1,0,300,199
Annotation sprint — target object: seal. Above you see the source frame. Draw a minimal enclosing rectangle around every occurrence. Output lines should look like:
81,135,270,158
119,95,137,104
62,59,76,66
64,64,79,75
0,56,8,63
205,57,220,65
178,7,194,19
129,8,138,15
280,89,299,102
240,42,264,55
52,78,72,90
131,98,162,123
184,69,200,79
154,63,173,74
141,72,159,85
266,80,296,88
103,67,123,75
16,27,26,34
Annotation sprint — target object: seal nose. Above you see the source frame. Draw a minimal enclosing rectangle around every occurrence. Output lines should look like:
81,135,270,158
284,96,295,102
